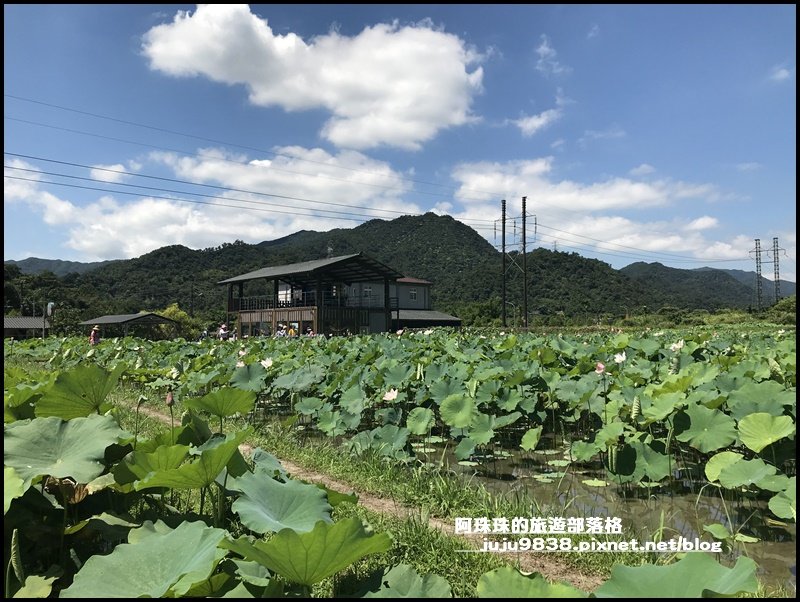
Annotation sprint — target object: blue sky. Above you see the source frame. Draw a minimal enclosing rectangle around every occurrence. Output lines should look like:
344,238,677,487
4,4,796,282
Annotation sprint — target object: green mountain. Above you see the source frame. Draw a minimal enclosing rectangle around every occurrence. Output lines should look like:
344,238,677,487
4,213,793,325
693,267,795,301
6,257,120,277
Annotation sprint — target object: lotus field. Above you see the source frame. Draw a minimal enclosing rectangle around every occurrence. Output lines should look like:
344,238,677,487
3,327,796,597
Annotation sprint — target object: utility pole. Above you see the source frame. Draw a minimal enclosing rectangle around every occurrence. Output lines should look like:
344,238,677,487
501,199,507,327
522,196,528,329
771,237,782,303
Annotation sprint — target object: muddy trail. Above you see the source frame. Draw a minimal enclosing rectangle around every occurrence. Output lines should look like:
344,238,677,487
139,406,605,592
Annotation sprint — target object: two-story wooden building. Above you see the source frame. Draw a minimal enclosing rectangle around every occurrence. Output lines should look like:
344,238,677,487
218,253,461,336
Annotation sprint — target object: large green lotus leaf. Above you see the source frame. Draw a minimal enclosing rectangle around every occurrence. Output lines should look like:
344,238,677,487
229,362,267,392
383,364,414,388
571,440,600,462
185,388,256,419
594,553,757,598
704,451,744,482
135,424,199,453
362,564,452,598
494,411,521,429
63,512,140,538
718,458,776,489
13,574,58,598
594,421,626,447
271,365,324,393
675,404,737,453
371,424,409,456
231,472,332,534
467,413,495,445
477,566,586,598
439,394,476,428
641,392,683,423
134,429,249,490
250,447,287,480
496,387,524,412
406,407,435,435
454,437,475,461
296,396,324,415
114,444,190,485
630,440,671,482
222,517,391,587
4,414,122,487
61,520,227,598
768,478,795,520
428,379,464,405
726,381,794,421
339,385,366,415
5,466,25,514
737,413,795,453
520,427,543,451
35,364,123,419
475,379,502,406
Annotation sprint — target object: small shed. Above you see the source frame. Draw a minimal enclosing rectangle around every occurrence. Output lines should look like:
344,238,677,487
79,312,178,338
4,316,51,339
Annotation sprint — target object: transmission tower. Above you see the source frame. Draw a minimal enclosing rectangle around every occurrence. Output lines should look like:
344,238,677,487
498,197,534,328
750,237,785,309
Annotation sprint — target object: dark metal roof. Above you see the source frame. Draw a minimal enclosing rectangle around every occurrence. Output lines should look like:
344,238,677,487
397,277,432,285
79,312,177,326
4,316,51,329
396,309,461,323
217,253,404,287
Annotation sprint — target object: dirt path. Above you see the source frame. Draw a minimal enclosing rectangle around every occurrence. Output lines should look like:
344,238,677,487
138,406,605,592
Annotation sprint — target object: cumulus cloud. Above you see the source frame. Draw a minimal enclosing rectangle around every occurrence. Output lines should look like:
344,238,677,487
142,5,484,150
629,164,655,177
685,216,718,231
90,164,129,183
5,147,423,260
444,156,754,268
535,34,570,76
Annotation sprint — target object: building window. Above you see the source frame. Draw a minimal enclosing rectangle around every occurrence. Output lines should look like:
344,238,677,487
409,288,417,301
363,286,372,297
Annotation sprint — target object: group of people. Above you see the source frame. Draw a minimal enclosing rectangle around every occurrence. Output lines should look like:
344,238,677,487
274,323,315,337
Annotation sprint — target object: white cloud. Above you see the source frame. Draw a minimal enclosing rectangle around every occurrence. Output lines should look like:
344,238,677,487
535,34,570,76
685,216,718,231
768,64,794,82
587,24,600,39
142,5,484,150
445,156,750,268
90,164,129,183
578,126,626,148
735,162,761,172
5,147,426,260
629,164,655,177
512,108,562,137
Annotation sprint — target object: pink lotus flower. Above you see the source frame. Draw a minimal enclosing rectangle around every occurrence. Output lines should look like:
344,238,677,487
383,388,399,401
165,391,174,407
595,362,606,374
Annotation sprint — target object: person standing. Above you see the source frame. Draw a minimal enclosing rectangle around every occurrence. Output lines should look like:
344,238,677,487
89,325,100,345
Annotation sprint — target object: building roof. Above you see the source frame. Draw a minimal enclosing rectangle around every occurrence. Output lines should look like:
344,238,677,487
397,277,433,285
396,309,461,323
79,312,177,326
4,316,51,329
218,253,404,287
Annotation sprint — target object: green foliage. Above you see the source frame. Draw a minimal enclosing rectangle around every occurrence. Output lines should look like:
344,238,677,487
4,214,795,331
